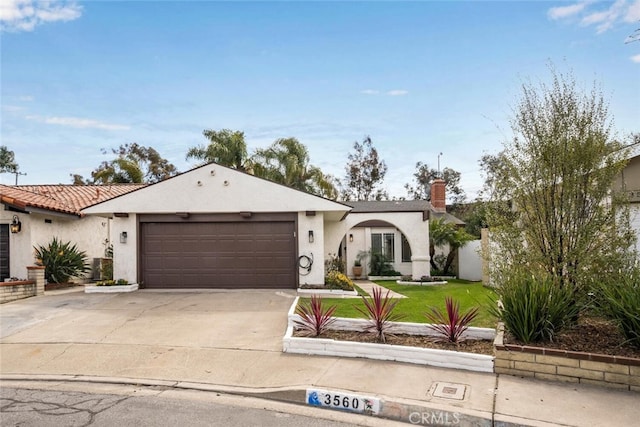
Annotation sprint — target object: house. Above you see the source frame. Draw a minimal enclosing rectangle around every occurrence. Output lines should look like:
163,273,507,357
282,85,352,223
81,163,433,289
616,153,640,254
0,184,144,281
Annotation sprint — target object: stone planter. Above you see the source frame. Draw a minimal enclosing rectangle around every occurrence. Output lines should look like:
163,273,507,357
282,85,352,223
85,283,139,293
494,323,640,392
283,297,495,373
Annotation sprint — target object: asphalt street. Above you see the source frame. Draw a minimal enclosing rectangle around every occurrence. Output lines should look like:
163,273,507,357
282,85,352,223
0,381,407,427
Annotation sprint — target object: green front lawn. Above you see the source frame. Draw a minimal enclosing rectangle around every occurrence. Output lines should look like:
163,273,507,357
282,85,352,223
312,280,497,328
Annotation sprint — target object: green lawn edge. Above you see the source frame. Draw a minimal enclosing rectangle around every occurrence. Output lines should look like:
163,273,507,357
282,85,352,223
299,279,497,328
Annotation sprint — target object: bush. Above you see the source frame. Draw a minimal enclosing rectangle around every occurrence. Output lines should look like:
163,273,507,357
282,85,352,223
34,238,90,284
325,271,355,290
425,297,479,344
294,295,337,337
487,270,579,344
369,252,400,276
355,286,403,343
324,253,345,274
95,279,129,286
594,269,640,348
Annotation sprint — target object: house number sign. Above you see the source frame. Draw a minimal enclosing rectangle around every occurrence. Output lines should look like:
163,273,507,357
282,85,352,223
306,388,380,414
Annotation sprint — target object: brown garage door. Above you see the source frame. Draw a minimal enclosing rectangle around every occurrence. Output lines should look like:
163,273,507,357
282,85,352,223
140,219,296,289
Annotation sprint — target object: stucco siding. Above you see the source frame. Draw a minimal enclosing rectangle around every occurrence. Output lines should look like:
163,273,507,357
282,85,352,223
1,210,109,281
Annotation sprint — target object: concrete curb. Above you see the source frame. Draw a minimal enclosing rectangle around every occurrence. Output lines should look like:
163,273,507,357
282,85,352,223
0,373,544,427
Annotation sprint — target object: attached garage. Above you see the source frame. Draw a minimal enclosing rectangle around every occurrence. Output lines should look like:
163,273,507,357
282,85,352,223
140,214,296,289
81,163,353,288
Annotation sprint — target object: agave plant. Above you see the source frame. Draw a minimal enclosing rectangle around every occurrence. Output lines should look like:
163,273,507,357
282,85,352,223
33,237,90,284
355,286,403,343
294,295,337,337
425,296,479,344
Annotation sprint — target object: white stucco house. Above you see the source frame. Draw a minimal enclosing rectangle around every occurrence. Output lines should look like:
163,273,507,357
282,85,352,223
79,163,437,289
616,153,640,254
0,184,143,282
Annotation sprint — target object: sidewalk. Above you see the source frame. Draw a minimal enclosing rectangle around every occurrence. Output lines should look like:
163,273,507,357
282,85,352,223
354,280,407,298
1,289,638,426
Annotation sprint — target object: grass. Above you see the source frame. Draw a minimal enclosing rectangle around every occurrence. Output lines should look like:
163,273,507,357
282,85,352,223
305,279,496,328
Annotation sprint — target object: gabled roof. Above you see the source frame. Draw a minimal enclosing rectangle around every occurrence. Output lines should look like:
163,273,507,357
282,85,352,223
346,200,431,213
81,163,351,220
0,184,145,217
345,200,465,225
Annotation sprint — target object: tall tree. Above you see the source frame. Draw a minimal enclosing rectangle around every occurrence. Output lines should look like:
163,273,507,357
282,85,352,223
74,143,178,184
252,138,338,199
404,161,466,205
342,136,388,201
186,129,250,172
486,68,635,294
0,146,19,174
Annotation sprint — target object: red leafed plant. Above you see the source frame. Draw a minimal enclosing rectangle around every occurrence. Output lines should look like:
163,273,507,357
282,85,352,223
425,296,479,344
294,295,337,337
355,286,403,343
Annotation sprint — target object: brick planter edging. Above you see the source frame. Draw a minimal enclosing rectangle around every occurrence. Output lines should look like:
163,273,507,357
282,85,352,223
0,281,36,303
494,323,640,392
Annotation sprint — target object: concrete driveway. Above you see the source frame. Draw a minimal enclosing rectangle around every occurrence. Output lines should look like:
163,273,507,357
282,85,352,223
1,288,296,351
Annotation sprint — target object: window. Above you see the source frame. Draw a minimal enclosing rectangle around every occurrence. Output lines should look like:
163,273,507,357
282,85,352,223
371,233,395,261
401,234,412,262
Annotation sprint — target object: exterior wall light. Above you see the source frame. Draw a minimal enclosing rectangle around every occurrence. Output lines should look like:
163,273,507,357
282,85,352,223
349,233,353,242
120,231,128,244
10,215,21,233
308,230,314,243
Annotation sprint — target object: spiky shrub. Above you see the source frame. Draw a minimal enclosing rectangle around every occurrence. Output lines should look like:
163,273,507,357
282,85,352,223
294,295,337,337
487,269,578,344
425,297,479,344
355,286,402,343
595,269,640,348
34,237,90,284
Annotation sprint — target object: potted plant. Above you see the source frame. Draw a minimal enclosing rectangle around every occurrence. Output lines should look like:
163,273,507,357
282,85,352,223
352,259,363,278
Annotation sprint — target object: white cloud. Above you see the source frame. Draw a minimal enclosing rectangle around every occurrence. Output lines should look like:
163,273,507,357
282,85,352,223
0,0,82,32
18,95,34,101
548,0,640,34
386,90,408,96
631,54,640,63
26,115,130,131
624,0,640,21
548,2,589,20
361,89,380,95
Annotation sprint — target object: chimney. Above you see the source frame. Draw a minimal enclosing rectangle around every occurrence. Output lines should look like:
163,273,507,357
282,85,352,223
431,179,446,213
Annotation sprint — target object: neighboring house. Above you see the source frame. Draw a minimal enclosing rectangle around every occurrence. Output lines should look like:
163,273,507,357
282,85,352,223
0,184,144,281
616,153,640,254
81,163,434,289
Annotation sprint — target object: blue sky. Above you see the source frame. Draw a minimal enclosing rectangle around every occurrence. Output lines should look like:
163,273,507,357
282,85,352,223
1,1,639,199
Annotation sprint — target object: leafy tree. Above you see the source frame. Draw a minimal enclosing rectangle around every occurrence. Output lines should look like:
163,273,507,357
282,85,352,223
0,146,19,174
252,138,338,199
186,129,251,172
449,201,488,238
485,68,635,296
429,217,474,275
74,143,178,184
404,161,466,205
342,136,388,201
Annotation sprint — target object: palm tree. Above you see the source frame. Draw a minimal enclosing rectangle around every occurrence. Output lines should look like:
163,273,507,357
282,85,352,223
429,217,474,275
186,129,250,171
92,158,144,184
252,138,338,199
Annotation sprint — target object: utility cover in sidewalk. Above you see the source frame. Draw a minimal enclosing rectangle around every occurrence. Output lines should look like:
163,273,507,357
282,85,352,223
431,382,467,400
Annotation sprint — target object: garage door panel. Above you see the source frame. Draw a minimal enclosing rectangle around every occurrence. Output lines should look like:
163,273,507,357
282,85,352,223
141,221,296,289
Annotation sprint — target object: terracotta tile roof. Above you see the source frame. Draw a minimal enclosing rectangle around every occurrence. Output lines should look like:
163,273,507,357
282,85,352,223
0,184,145,217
